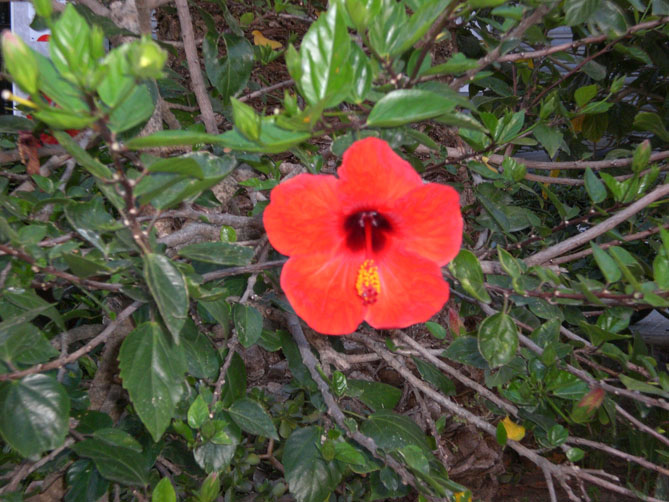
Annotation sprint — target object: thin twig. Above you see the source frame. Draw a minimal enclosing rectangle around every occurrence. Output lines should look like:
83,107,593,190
0,302,141,382
238,80,294,103
285,312,425,494
202,259,287,282
525,183,669,266
209,335,238,418
487,150,669,171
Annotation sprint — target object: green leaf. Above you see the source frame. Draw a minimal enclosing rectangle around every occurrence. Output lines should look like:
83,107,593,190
52,131,113,180
590,243,621,283
204,33,254,103
654,249,669,289
501,157,526,182
619,374,669,398
126,130,222,149
425,321,447,339
181,320,220,379
496,421,507,446
574,84,598,107
49,4,94,81
143,254,189,343
71,439,149,486
398,445,429,475
478,313,519,368
449,249,491,303
0,115,35,133
65,459,109,502
107,83,156,133
188,395,210,429
393,0,445,55
633,111,669,142
147,157,204,179
564,0,601,25
423,52,479,76
296,3,352,107
218,122,311,154
0,304,58,344
533,124,563,158
566,447,585,462
412,357,455,395
178,242,254,266
118,322,187,441
152,478,176,502
345,379,401,410
584,168,607,203
198,473,221,502
231,98,261,141
0,374,70,457
360,410,431,452
283,427,342,502
498,248,523,279
233,304,263,348
347,43,372,104
366,89,456,128
228,398,278,439
0,323,59,366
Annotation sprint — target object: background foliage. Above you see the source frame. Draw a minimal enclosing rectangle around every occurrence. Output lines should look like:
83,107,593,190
0,0,669,500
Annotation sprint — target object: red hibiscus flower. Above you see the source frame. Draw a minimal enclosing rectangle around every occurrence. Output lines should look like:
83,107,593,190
264,137,463,335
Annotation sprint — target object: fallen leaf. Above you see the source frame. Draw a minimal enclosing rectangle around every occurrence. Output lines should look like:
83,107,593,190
251,30,282,50
501,416,525,441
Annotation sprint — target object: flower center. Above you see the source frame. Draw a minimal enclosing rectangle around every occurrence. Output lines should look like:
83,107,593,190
356,259,380,305
343,210,392,254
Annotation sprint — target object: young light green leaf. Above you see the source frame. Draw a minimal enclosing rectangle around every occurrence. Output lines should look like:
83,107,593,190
448,250,491,303
152,478,176,502
590,243,621,283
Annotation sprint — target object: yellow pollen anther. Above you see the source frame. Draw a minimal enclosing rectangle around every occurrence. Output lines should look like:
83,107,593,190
355,259,380,305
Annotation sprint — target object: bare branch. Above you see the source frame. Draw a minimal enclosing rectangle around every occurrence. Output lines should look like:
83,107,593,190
487,150,669,171
525,183,669,266
174,0,218,134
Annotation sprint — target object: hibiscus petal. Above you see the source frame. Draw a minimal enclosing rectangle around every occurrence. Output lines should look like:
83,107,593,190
281,253,365,335
392,183,463,266
365,248,449,330
338,138,423,211
264,173,343,256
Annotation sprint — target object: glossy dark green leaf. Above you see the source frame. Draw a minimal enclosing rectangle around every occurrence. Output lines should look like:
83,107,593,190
0,323,58,365
283,426,342,502
143,253,188,343
118,322,187,441
423,53,479,76
445,336,490,369
64,197,117,255
478,313,519,368
233,304,263,348
0,304,57,344
194,421,241,473
366,90,456,128
0,374,70,457
71,439,149,486
204,33,254,103
65,459,109,502
147,157,204,179
0,115,35,133
181,320,220,380
178,242,254,266
221,352,247,406
448,249,491,303
412,357,456,396
633,111,669,142
345,379,401,410
188,395,209,429
360,410,431,452
228,398,278,440
564,0,601,25
295,3,352,107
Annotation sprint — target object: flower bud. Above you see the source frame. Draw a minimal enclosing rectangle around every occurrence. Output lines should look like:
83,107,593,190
1,31,39,95
129,36,167,79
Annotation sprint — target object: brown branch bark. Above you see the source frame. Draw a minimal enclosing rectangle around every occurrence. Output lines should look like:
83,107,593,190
487,150,669,171
174,0,218,134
